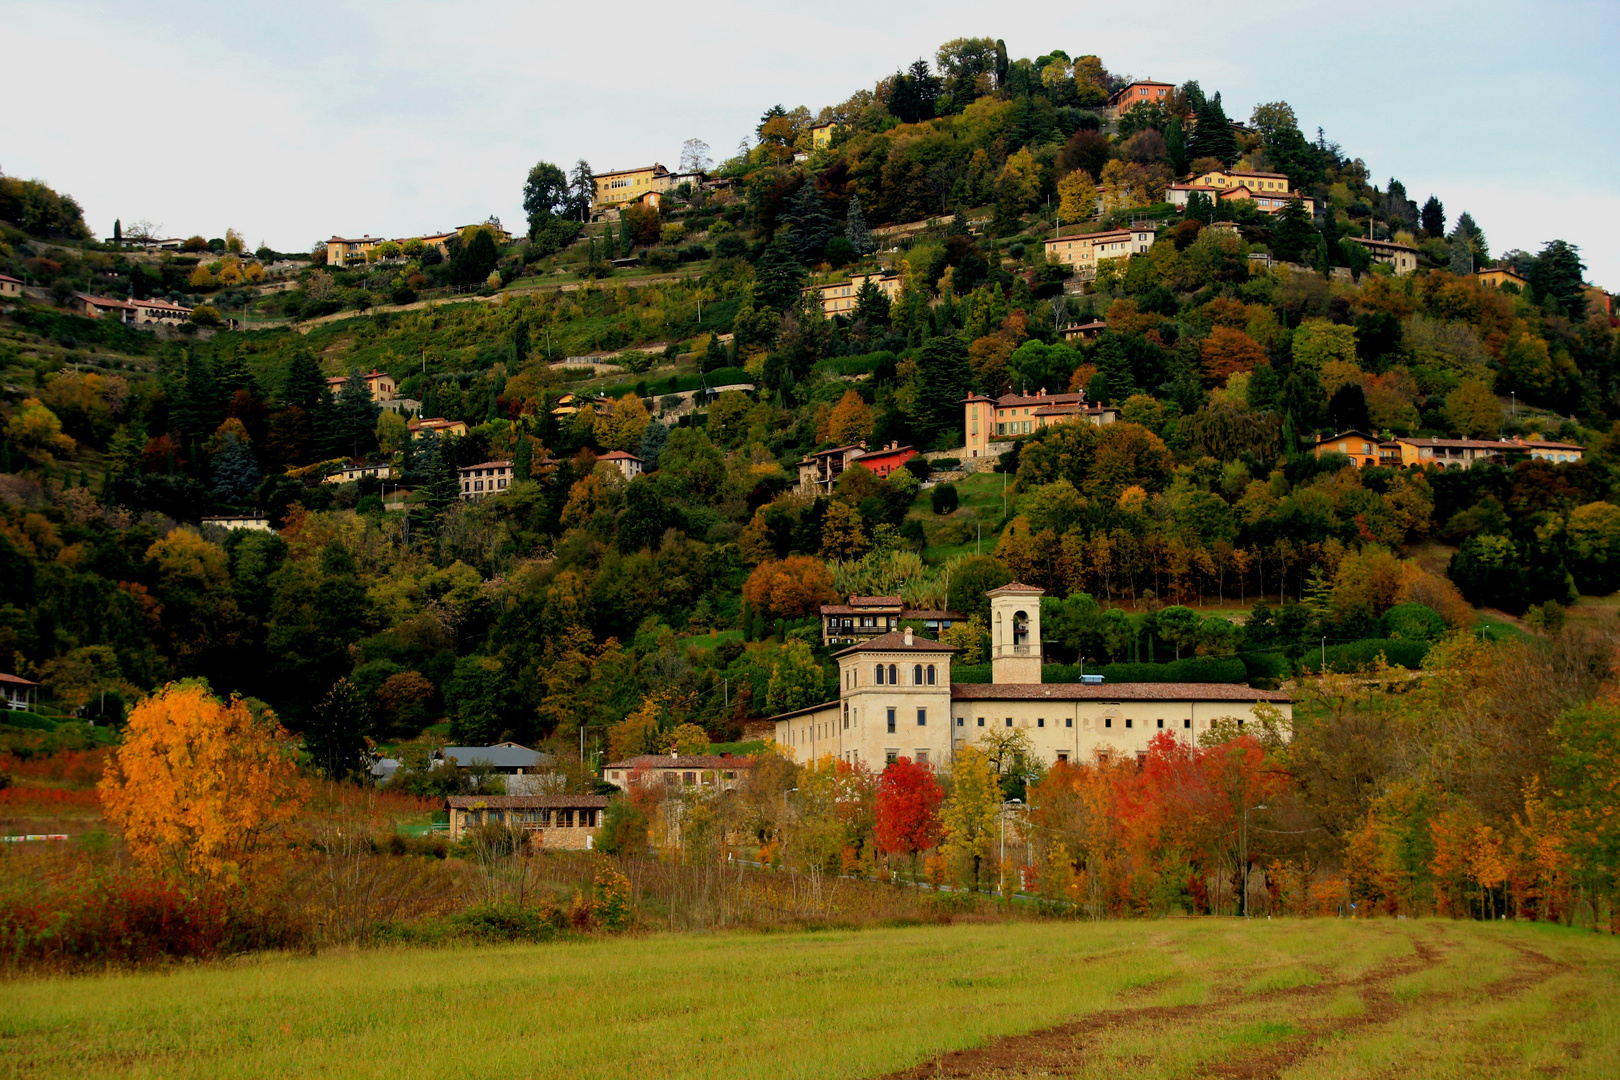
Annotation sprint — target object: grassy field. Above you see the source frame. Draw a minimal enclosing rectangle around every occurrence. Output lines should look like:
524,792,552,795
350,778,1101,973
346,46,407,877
4,919,1616,1079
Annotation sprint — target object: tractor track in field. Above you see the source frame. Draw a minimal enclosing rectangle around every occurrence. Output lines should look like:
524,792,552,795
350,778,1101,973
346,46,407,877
874,929,1567,1079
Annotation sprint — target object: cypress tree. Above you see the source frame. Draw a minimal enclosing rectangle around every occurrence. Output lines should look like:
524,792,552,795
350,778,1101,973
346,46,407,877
914,334,974,444
281,350,327,410
513,419,532,481
335,371,380,457
1420,195,1445,239
845,196,874,257
1185,92,1239,166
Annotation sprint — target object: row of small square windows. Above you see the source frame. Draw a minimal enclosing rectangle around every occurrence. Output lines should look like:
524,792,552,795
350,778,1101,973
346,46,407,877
953,716,1192,729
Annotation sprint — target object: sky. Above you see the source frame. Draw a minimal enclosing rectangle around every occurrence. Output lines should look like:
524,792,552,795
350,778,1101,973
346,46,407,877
4,1,1617,286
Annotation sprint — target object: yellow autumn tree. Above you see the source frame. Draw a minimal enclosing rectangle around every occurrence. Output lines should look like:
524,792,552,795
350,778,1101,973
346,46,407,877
596,392,651,451
1056,169,1096,224
997,148,1043,211
820,501,869,560
100,683,305,885
827,389,874,445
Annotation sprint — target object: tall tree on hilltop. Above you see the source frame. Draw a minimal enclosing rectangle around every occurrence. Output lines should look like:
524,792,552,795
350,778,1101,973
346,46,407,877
334,371,380,458
1529,240,1587,319
781,180,836,264
914,334,973,445
568,160,595,221
522,160,574,254
1420,195,1445,238
1185,92,1239,166
1271,197,1317,264
753,234,807,312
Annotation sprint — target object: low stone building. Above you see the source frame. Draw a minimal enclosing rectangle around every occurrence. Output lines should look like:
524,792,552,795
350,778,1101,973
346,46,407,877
602,754,756,791
445,794,609,849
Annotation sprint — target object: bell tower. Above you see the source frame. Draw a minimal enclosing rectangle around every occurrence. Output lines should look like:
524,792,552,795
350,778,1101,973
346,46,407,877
989,582,1045,684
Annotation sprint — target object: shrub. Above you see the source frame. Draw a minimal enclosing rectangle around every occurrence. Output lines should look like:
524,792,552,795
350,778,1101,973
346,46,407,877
1099,656,1248,683
1319,637,1430,672
931,482,959,515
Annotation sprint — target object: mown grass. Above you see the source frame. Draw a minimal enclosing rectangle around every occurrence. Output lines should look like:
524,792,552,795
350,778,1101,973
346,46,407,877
3,919,1617,1079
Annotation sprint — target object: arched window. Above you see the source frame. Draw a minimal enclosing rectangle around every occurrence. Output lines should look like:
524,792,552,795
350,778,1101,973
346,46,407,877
927,665,936,685
888,663,897,684
913,664,923,685
875,665,885,685
1013,610,1029,646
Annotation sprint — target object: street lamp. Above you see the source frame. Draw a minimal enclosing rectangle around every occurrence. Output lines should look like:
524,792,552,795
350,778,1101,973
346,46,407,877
1000,798,1023,896
1241,803,1269,917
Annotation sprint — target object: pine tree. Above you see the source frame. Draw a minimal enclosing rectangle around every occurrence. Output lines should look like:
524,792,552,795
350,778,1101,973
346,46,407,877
512,419,532,481
702,331,730,372
306,678,373,780
1164,116,1187,175
113,219,122,246
1448,234,1474,276
512,320,530,365
1271,197,1316,264
211,433,262,504
1529,239,1587,319
1420,195,1445,238
281,350,327,410
914,334,974,444
782,181,836,264
638,420,668,469
845,196,874,257
1450,212,1489,263
854,278,891,326
1185,92,1239,166
753,234,806,312
335,371,380,457
411,439,458,541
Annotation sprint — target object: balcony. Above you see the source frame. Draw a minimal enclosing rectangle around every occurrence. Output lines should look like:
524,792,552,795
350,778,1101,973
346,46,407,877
995,644,1033,657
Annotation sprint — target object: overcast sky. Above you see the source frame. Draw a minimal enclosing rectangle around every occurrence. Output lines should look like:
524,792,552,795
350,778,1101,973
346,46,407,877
4,1,1616,286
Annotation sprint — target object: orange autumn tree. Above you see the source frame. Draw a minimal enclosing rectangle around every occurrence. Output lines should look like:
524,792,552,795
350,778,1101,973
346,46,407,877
100,683,305,885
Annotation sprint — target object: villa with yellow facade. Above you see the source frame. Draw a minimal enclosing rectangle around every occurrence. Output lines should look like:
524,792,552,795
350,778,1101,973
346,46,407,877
770,584,1292,771
963,388,1118,459
592,164,672,210
805,271,901,316
1349,237,1420,276
1474,268,1528,290
325,369,398,403
1042,225,1157,273
1311,430,1585,469
811,121,840,149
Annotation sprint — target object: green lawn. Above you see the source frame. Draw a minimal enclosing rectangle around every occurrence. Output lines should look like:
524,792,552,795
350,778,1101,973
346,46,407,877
914,471,1013,561
4,919,1616,1079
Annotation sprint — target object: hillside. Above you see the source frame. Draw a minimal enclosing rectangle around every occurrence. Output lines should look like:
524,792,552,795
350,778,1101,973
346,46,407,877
0,34,1616,750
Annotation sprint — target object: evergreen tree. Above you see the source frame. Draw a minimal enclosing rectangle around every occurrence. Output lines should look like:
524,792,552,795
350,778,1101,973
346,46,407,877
754,234,807,312
1317,209,1341,274
306,678,373,780
1529,239,1587,319
1450,212,1489,263
1447,234,1474,276
1247,363,1280,411
1185,190,1215,224
1164,116,1187,175
638,420,669,469
281,350,327,410
702,331,730,372
782,181,836,264
1185,92,1239,165
854,278,892,327
451,229,500,286
569,160,595,221
174,352,222,450
1420,195,1445,238
1093,335,1137,401
211,433,262,504
1270,197,1316,263
913,334,974,445
113,218,122,245
512,419,532,481
335,371,381,457
411,441,459,540
845,196,875,256
512,319,530,365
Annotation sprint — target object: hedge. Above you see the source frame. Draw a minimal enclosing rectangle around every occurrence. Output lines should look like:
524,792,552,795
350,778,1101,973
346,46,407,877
1319,637,1430,671
1100,656,1248,683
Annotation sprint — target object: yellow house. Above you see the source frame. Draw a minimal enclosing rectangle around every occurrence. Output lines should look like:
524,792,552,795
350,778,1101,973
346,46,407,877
1042,225,1157,272
1350,237,1420,276
963,389,1118,458
1191,169,1292,195
407,417,470,441
593,164,671,210
805,271,901,316
1310,430,1401,469
326,369,398,403
1474,268,1527,290
811,121,840,149
327,235,384,267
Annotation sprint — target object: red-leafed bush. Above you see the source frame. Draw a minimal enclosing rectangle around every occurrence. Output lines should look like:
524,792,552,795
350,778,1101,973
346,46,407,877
0,786,100,809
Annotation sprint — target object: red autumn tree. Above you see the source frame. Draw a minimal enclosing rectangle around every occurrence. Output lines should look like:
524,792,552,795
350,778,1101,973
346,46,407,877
742,555,839,621
875,756,944,880
1200,326,1265,386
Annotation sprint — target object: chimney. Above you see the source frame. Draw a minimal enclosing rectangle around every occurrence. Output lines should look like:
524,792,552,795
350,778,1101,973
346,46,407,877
904,627,914,646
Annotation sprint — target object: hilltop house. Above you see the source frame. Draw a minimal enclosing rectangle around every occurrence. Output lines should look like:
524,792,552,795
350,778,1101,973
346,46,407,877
796,441,917,495
407,417,470,440
459,459,514,498
326,236,384,267
592,164,672,211
70,294,135,322
804,271,901,317
1042,225,1156,274
1313,431,1584,470
323,461,396,485
598,450,644,480
1474,268,1528,290
1349,237,1420,276
200,513,275,532
963,388,1118,459
770,584,1292,771
811,121,841,148
1109,81,1174,115
820,595,966,647
326,369,397,403
129,297,193,325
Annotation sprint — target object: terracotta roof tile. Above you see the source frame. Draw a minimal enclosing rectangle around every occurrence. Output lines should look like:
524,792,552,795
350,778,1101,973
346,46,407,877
833,631,960,657
950,682,1292,703
445,795,608,809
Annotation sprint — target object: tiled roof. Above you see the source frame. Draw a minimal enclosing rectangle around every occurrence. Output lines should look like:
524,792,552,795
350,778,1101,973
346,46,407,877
950,682,1292,702
761,700,840,723
0,672,40,687
901,609,966,621
446,795,609,809
986,581,1046,596
604,755,759,770
995,391,1088,408
851,595,903,607
833,631,960,657
458,460,513,471
598,450,642,461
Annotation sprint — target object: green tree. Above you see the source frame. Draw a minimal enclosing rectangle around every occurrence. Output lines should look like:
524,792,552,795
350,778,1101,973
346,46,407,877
765,640,826,714
1155,605,1201,659
845,195,875,257
569,160,595,221
306,678,373,780
854,278,891,326
512,419,532,481
1529,240,1586,319
753,234,807,312
211,433,261,504
940,745,1003,891
913,334,973,445
1420,195,1445,238
335,370,381,457
1271,198,1316,264
522,160,569,238
451,229,500,287
1185,92,1239,166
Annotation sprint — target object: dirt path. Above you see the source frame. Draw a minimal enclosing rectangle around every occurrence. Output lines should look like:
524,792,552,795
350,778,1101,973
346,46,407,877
873,930,1564,1079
